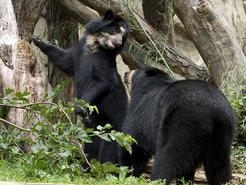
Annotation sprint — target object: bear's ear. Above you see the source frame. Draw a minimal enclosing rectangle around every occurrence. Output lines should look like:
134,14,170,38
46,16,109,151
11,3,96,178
103,10,114,20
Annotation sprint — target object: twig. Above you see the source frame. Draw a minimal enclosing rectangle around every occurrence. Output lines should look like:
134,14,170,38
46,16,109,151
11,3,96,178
0,102,73,125
58,104,73,126
2,124,25,155
72,137,94,171
0,118,31,132
0,102,56,109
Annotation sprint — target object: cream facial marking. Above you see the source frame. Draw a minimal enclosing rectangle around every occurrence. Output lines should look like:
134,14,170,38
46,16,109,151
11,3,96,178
98,26,126,49
84,26,127,52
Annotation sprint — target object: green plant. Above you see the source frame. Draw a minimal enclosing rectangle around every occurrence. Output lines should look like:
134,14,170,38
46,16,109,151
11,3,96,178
178,177,193,185
0,81,136,180
222,82,246,145
231,145,246,175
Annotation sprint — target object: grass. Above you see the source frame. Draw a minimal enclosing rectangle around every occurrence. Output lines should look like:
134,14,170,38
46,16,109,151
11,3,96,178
231,145,246,176
0,157,163,185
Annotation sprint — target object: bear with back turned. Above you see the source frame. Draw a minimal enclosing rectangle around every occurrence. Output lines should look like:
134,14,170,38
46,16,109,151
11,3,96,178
121,67,235,185
32,10,129,163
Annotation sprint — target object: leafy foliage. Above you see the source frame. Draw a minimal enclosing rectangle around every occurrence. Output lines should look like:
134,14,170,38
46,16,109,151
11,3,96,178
0,81,136,181
222,82,246,145
231,145,246,175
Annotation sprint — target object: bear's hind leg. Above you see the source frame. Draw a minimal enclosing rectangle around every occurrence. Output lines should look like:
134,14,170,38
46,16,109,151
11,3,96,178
150,150,176,184
203,150,232,185
151,145,197,185
131,146,151,177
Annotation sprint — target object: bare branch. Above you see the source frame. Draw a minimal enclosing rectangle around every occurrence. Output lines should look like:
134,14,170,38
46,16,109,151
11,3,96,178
2,124,25,154
0,117,31,132
58,0,99,25
0,102,73,125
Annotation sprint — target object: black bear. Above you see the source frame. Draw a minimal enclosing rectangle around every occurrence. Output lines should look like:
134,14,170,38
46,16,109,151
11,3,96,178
32,10,129,163
120,67,235,185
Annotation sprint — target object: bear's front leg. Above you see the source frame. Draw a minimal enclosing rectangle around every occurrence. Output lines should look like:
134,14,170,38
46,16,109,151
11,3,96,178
31,35,75,75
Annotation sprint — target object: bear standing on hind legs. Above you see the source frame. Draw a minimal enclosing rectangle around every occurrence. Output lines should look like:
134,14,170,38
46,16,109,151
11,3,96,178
32,10,129,164
121,67,235,185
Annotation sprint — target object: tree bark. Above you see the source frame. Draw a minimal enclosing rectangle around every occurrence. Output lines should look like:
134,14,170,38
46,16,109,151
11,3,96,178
142,0,176,47
174,0,246,88
12,0,47,41
58,0,207,80
0,0,50,146
59,0,99,25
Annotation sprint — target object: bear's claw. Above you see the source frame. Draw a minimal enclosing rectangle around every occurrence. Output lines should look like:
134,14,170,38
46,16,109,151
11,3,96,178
31,36,41,46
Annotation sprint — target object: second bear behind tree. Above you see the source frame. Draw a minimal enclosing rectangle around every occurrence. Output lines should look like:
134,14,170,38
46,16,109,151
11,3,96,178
32,10,129,163
121,67,235,185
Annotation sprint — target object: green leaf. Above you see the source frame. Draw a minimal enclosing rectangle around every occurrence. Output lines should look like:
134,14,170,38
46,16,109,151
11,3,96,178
0,143,8,149
90,159,103,175
119,166,131,183
69,125,83,132
59,150,71,158
77,132,93,143
22,91,30,97
11,146,20,154
5,88,14,96
97,124,112,131
16,138,34,144
98,133,111,142
36,160,47,168
102,162,119,173
15,92,23,99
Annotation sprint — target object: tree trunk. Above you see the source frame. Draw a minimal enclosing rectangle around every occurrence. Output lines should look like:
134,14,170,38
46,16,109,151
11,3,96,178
12,0,47,41
0,0,50,147
174,0,246,88
142,0,176,47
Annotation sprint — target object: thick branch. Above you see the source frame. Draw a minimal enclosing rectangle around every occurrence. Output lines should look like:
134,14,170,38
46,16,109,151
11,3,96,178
58,0,99,25
174,0,246,87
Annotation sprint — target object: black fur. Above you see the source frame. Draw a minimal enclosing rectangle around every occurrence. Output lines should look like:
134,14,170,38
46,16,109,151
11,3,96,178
32,10,129,163
120,67,235,185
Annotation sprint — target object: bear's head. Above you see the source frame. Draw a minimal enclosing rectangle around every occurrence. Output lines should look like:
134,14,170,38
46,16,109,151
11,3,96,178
84,10,129,53
124,67,174,93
